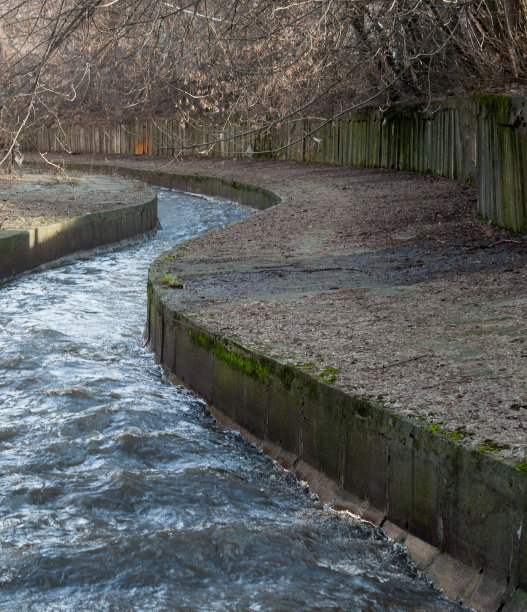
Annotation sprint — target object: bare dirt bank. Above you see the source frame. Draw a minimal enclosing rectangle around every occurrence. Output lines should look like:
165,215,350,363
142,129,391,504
0,166,152,230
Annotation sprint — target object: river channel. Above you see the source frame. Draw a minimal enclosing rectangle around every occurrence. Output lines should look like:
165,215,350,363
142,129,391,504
0,188,461,610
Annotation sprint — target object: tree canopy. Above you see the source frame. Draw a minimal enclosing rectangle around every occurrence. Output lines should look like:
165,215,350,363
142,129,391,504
1,0,526,159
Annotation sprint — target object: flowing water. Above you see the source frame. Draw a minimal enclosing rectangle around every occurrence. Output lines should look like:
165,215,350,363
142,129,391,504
0,189,461,611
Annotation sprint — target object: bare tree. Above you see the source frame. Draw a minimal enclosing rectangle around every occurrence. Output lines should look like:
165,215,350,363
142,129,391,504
0,0,526,166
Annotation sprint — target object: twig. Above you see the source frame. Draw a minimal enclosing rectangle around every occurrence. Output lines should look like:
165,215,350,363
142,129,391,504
366,354,429,371
466,239,523,250
425,235,523,249
38,152,77,190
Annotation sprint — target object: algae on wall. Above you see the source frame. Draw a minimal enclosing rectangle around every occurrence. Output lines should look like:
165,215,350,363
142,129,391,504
475,94,527,233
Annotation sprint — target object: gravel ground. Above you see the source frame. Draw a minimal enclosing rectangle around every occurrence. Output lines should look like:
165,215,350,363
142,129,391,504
18,154,527,463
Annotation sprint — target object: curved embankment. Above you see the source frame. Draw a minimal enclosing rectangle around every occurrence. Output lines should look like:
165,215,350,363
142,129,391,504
0,173,158,281
26,94,527,233
14,162,525,610
46,161,281,210
148,305,527,610
135,167,526,612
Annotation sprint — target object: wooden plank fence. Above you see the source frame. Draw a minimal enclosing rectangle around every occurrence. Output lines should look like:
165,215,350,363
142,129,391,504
21,94,527,233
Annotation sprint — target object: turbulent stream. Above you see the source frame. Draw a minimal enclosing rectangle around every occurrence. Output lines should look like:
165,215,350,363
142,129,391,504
0,188,461,610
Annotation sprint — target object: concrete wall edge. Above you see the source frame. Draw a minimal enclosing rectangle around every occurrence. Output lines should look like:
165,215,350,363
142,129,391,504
42,161,281,211
0,167,158,280
147,279,527,612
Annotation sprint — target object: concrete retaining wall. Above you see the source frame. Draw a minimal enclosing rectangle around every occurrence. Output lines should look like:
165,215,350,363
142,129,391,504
147,277,527,610
134,165,527,610
0,196,157,280
23,93,527,233
55,163,280,211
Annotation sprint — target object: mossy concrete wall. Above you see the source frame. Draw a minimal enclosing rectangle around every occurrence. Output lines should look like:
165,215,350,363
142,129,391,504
139,163,527,608
0,196,157,280
147,278,527,608
24,93,527,233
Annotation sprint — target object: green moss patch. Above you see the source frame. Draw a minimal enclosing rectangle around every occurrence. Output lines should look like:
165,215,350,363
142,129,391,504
318,366,340,384
292,362,340,384
476,439,511,453
188,328,270,382
159,272,183,288
424,422,475,442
